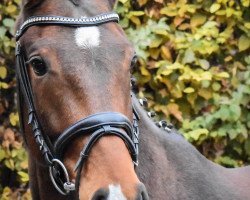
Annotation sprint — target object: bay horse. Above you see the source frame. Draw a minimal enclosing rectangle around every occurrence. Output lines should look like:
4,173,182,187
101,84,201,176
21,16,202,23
15,0,250,199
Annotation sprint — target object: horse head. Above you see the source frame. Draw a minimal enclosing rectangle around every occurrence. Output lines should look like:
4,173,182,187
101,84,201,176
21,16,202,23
16,0,148,199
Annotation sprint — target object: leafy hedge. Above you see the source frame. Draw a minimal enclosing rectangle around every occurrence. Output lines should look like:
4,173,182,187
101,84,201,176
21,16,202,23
0,0,249,199
0,0,31,199
116,0,250,167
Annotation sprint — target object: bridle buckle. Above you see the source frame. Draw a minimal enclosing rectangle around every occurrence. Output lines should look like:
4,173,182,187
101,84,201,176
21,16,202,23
49,159,75,195
64,182,76,191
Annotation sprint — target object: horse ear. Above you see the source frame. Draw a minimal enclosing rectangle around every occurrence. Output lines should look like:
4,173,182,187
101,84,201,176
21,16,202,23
22,0,42,9
108,0,117,9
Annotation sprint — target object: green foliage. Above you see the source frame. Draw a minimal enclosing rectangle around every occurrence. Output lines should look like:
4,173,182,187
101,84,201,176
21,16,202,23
0,0,30,199
0,0,249,198
116,0,250,167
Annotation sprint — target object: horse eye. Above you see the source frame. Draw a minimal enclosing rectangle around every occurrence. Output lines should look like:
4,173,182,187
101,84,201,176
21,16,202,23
28,56,47,76
130,55,138,70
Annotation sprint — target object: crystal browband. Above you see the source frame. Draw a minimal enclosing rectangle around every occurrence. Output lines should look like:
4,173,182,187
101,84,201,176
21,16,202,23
16,12,119,40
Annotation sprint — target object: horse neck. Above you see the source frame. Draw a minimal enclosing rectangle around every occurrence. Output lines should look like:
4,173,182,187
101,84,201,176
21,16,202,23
131,94,208,167
131,95,223,198
132,95,250,199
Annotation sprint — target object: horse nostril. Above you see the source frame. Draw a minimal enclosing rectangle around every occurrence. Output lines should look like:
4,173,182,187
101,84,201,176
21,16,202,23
91,188,109,200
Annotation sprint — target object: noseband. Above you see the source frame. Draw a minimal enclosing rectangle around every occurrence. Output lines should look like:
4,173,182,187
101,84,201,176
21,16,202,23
15,12,140,196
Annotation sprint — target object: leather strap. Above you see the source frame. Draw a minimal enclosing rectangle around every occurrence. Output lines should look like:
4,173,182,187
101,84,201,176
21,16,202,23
74,125,137,198
16,12,119,40
54,112,135,159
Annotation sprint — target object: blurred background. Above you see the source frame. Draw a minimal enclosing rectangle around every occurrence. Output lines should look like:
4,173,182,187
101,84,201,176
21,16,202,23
0,0,249,199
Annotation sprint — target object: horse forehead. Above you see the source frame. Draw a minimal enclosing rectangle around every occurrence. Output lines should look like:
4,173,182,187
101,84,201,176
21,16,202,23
74,26,101,48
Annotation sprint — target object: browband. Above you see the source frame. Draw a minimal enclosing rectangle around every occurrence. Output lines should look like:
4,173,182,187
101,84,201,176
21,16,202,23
16,12,119,40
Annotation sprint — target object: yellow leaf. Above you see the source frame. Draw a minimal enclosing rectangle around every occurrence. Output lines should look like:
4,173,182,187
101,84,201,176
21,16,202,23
138,0,148,6
128,11,145,17
214,72,230,79
174,17,185,27
150,37,163,48
9,112,19,127
160,7,178,17
178,23,190,30
184,87,195,93
198,89,213,100
119,0,128,4
167,103,183,122
153,29,169,36
210,3,221,13
6,5,17,13
241,0,250,7
155,0,163,3
199,59,210,70
0,66,7,79
18,171,29,183
4,159,15,170
161,46,172,61
239,35,250,52
200,72,212,81
140,66,150,76
188,129,208,141
149,48,160,60
226,8,234,17
224,56,233,62
216,10,226,15
187,93,197,107
191,14,206,27
130,16,141,26
244,22,250,29
0,82,9,89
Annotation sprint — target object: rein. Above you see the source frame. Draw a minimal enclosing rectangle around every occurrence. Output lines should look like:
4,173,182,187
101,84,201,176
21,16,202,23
15,12,140,196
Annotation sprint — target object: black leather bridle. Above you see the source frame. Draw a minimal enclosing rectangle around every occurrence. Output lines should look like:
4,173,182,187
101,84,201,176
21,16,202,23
15,12,140,196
